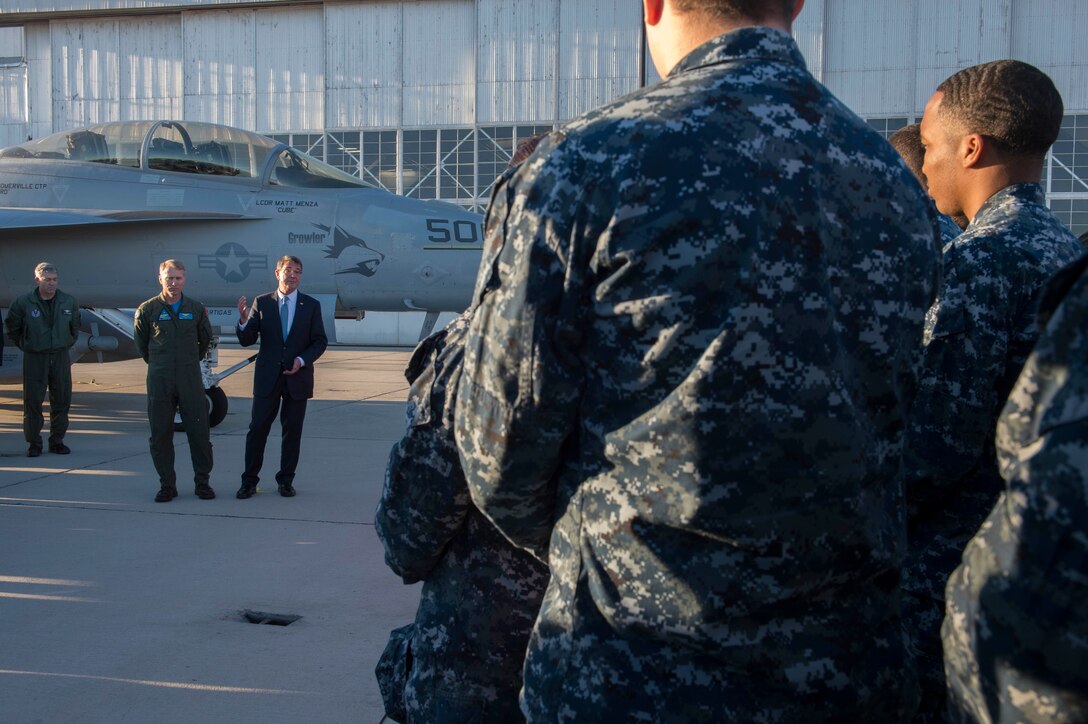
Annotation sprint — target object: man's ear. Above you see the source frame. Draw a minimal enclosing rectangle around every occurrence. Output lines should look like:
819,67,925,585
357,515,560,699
644,0,664,26
962,133,985,169
791,0,806,22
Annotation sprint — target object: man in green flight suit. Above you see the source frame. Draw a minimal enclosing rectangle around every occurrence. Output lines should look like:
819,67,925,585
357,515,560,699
5,262,81,457
134,259,215,502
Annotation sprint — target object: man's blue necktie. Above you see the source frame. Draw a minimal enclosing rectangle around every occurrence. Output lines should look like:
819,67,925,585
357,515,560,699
280,296,289,339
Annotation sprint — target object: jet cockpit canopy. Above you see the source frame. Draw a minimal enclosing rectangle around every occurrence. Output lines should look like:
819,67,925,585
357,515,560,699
0,120,373,190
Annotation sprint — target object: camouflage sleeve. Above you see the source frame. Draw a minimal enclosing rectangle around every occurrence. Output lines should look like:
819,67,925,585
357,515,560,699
375,318,473,583
943,267,1088,722
907,245,1011,512
454,137,591,560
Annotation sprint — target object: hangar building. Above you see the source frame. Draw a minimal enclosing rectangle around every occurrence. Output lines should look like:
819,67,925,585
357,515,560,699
1,0,1085,232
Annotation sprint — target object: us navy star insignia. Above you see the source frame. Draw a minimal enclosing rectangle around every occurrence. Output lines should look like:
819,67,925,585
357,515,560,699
198,243,268,283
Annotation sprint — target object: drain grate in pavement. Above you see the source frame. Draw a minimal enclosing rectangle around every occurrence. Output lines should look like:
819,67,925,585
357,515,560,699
241,609,301,626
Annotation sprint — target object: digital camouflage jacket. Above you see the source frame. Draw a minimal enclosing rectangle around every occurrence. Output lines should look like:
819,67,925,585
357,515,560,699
943,254,1088,723
905,184,1084,604
376,312,548,722
455,26,940,722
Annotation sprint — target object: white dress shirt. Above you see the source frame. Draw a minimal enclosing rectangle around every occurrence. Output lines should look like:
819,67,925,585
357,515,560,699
277,290,297,334
238,290,305,368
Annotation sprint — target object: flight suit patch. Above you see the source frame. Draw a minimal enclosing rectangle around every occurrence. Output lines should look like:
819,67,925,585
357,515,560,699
158,311,172,320
179,312,194,320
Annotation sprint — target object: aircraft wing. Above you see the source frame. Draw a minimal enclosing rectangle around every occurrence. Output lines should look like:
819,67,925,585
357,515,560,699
0,208,253,231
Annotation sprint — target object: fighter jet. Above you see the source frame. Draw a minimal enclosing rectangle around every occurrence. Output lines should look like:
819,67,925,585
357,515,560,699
0,119,484,424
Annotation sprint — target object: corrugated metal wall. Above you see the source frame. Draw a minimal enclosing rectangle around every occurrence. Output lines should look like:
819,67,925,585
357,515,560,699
52,19,119,127
792,0,825,82
184,10,255,128
24,23,50,141
403,0,475,127
326,2,402,129
11,0,1086,136
558,0,642,119
256,6,324,131
0,27,26,148
477,0,557,123
0,69,26,148
825,0,917,115
821,0,1083,117
118,16,182,121
1011,0,1088,110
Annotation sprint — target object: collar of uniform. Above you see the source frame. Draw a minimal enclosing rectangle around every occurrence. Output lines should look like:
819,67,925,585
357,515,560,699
668,26,805,78
158,292,183,307
969,182,1046,230
979,181,1044,215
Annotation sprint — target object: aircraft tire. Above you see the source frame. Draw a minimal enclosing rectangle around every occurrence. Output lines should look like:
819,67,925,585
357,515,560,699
174,387,229,431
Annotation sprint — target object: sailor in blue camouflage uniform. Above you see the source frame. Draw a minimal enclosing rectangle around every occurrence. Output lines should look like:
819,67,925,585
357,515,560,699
454,0,941,719
374,135,551,723
905,60,1086,719
943,253,1088,723
376,313,549,720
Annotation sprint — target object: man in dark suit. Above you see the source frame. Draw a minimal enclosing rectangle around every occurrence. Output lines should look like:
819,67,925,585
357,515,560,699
235,255,327,499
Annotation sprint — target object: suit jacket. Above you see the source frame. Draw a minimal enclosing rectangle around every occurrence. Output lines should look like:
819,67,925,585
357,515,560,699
238,291,327,399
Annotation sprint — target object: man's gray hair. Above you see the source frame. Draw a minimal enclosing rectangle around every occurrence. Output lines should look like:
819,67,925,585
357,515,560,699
34,262,57,279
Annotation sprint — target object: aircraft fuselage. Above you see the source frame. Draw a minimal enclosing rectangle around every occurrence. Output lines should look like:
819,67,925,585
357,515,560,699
0,121,484,317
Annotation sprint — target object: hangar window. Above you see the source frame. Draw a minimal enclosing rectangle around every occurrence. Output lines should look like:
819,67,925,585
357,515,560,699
439,129,476,201
1046,113,1088,238
477,124,554,203
291,134,326,162
357,130,397,192
478,125,515,187
402,128,479,206
365,130,400,191
262,123,551,211
403,129,438,200
866,117,911,139
269,147,372,189
1048,114,1088,194
324,131,361,178
1048,198,1088,239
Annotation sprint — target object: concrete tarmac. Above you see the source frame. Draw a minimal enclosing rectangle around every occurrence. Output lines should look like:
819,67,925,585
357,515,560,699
0,346,420,723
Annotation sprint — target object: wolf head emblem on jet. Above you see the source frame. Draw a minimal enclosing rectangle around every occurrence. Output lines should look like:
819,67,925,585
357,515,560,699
317,223,385,278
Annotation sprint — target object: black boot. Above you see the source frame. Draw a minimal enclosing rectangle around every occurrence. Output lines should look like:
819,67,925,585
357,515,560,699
155,486,178,503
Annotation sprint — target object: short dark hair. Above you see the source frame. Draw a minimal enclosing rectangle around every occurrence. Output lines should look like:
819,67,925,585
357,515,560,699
276,255,302,273
671,0,795,23
888,124,925,186
936,60,1064,156
509,133,548,169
